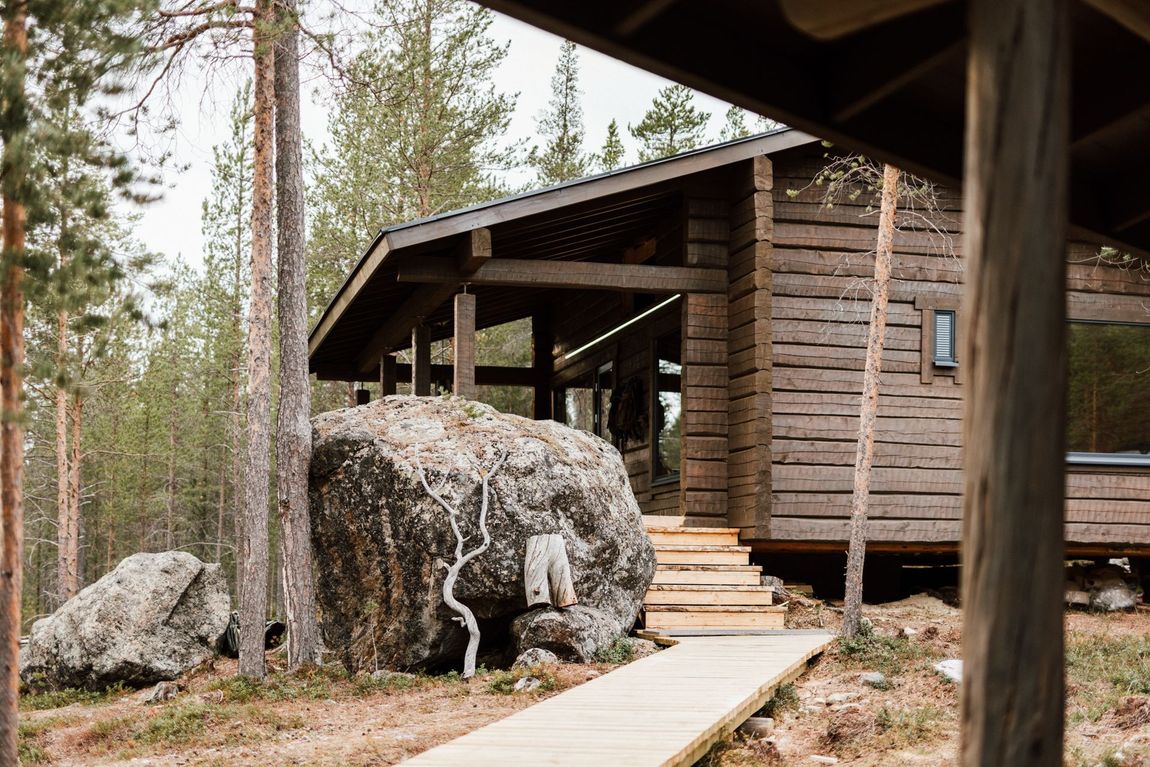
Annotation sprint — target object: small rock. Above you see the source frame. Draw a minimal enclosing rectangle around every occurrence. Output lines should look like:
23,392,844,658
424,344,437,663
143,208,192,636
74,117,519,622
195,690,225,705
812,696,827,706
585,669,601,680
830,702,862,713
371,669,418,684
738,716,775,738
934,659,963,684
901,627,918,638
809,756,840,765
826,692,859,705
800,705,822,715
1092,584,1137,612
140,680,182,705
513,676,541,692
859,671,888,689
630,638,660,658
512,648,559,670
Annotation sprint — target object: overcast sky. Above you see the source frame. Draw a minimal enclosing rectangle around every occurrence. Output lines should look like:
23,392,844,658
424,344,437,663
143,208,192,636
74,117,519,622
127,10,740,272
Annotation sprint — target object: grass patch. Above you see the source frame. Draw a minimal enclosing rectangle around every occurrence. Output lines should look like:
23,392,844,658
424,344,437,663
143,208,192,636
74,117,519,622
838,623,938,677
874,705,946,747
21,682,130,711
487,667,559,695
1067,633,1150,722
758,683,799,718
593,638,636,665
352,670,426,696
17,716,72,765
208,664,350,703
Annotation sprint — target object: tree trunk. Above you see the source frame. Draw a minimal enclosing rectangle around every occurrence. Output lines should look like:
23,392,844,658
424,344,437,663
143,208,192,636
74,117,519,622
841,162,898,638
524,534,577,608
55,310,77,603
239,0,275,680
274,0,321,670
0,3,27,760
68,392,82,591
961,0,1068,764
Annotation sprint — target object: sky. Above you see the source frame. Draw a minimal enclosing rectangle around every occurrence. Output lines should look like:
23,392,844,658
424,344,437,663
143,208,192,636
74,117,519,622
126,9,740,271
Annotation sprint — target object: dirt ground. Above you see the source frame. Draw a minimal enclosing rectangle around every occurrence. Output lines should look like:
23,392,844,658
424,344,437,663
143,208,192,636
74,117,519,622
21,600,1150,766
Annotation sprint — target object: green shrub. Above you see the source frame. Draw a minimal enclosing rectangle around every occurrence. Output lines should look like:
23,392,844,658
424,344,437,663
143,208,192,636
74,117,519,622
21,682,130,711
593,638,636,665
486,668,558,695
839,624,936,677
759,682,799,718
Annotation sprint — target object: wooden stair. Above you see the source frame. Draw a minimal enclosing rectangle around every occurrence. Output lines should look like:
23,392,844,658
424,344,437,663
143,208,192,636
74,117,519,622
642,517,786,631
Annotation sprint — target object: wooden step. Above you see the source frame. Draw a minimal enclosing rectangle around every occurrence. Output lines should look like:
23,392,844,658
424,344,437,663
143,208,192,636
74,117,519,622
645,605,787,630
645,584,774,606
653,565,763,586
643,515,687,529
646,527,741,547
654,544,752,566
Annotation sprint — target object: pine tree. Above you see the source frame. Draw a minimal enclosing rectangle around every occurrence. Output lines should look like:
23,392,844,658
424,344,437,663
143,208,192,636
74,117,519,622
719,106,751,142
629,84,710,162
528,40,587,185
596,119,626,172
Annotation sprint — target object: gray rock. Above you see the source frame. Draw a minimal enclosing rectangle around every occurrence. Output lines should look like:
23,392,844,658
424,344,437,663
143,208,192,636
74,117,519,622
1092,584,1137,611
829,702,862,713
512,647,559,669
513,676,541,692
631,638,660,658
738,716,775,738
760,575,789,600
310,396,657,672
934,659,963,684
826,692,859,704
21,552,229,691
809,756,840,765
901,626,919,638
859,671,888,689
511,605,623,663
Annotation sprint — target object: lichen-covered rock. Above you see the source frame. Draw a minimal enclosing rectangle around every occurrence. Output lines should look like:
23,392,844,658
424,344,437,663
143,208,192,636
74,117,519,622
309,395,657,672
511,605,623,663
21,552,230,690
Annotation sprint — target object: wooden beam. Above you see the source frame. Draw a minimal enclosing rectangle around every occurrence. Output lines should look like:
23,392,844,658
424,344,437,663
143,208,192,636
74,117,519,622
355,282,457,373
778,0,951,41
380,355,397,396
1084,0,1150,43
412,325,431,396
457,227,493,273
309,234,390,357
454,293,476,399
830,35,963,123
392,363,535,387
961,0,1068,765
397,258,727,294
532,310,554,420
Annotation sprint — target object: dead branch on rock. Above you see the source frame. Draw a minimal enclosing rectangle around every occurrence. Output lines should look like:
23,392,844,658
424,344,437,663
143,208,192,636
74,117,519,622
416,449,508,679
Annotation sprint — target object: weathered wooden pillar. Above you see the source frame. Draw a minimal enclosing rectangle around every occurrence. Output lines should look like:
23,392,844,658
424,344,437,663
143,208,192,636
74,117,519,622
454,292,476,399
532,310,554,420
379,355,397,396
961,1,1068,765
412,324,431,396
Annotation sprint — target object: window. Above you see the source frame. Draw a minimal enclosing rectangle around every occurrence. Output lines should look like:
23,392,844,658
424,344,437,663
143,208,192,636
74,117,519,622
934,310,957,367
560,362,613,438
653,331,681,482
1067,321,1150,464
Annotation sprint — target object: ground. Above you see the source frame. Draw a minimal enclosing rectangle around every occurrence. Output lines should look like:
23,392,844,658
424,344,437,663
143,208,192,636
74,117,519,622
19,603,1150,766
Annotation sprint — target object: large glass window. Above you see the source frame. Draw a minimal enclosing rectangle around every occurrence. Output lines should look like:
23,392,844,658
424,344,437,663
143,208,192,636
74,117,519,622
1067,321,1150,463
561,362,612,437
653,331,682,481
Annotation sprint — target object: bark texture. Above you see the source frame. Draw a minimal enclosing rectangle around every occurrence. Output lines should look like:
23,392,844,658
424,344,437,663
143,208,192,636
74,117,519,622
961,0,1068,764
55,311,78,602
239,0,275,680
0,3,27,759
841,162,899,638
274,0,321,670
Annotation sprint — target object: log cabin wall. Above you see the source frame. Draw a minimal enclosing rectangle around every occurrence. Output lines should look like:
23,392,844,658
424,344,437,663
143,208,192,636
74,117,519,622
762,149,1150,553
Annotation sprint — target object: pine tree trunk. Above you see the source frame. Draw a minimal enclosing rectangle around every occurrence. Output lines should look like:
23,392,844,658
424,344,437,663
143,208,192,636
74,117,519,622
239,0,275,680
68,392,82,590
841,162,899,638
274,0,321,669
0,4,27,759
56,310,76,602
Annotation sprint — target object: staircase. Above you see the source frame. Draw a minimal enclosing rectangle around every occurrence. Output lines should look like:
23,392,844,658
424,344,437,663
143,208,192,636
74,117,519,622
642,517,786,631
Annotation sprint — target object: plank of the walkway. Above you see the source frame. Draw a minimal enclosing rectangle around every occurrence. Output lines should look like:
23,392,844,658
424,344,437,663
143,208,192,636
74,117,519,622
400,632,833,767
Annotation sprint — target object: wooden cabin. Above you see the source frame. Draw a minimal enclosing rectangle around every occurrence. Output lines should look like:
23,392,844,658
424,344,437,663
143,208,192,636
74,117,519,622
309,130,1150,557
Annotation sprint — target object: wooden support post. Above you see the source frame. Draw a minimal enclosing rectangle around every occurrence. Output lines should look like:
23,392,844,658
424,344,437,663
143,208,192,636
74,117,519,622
355,388,370,406
532,311,554,420
524,534,577,609
961,1,1068,765
380,355,397,396
412,324,431,396
453,292,476,399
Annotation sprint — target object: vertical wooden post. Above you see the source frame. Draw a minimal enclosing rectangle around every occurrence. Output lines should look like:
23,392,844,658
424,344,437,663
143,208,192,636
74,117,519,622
961,1,1068,765
412,324,431,396
380,355,397,396
454,292,476,399
532,310,554,420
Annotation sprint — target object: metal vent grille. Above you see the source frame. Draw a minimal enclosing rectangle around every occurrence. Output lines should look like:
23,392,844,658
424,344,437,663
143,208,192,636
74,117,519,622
934,310,957,366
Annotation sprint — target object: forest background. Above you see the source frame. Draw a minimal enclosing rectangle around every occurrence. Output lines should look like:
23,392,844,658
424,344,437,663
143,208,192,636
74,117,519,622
25,0,775,624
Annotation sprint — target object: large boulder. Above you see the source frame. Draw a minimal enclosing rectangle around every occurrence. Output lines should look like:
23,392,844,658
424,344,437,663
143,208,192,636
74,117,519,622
21,552,230,690
310,395,657,672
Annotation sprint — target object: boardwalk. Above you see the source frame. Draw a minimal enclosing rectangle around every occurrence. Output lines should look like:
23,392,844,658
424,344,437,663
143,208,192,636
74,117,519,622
401,631,834,767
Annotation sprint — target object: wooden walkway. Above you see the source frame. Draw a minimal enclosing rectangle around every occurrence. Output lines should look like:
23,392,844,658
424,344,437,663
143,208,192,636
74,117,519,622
401,631,834,767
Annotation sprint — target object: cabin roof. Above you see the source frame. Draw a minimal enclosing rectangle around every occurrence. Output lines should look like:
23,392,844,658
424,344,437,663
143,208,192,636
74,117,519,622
308,128,818,380
476,0,1150,258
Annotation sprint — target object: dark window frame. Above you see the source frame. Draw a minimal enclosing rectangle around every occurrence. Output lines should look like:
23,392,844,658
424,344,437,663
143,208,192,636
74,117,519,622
650,329,682,486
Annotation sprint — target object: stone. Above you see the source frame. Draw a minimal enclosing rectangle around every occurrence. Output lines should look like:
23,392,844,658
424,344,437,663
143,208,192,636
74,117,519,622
513,676,541,692
809,756,840,765
934,659,963,684
901,626,918,638
1092,584,1137,612
511,605,623,663
738,716,775,738
512,648,559,669
760,575,789,600
631,638,660,658
310,397,657,671
829,702,862,713
859,671,888,689
826,692,859,705
20,552,229,691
